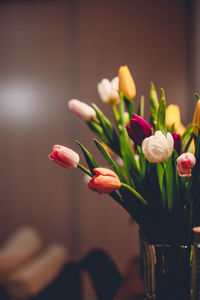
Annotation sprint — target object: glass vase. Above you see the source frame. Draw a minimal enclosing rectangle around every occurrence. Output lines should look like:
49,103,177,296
140,240,199,300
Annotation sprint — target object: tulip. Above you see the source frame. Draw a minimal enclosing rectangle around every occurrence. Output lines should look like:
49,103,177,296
192,100,200,135
118,65,136,99
176,152,196,177
88,168,121,194
172,132,181,154
97,77,120,104
142,131,174,163
126,113,154,146
49,145,80,168
68,99,96,122
166,104,186,135
124,112,130,125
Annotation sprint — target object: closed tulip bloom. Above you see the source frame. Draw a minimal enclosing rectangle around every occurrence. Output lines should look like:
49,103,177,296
142,131,174,163
88,168,121,194
192,100,200,135
166,104,186,135
118,65,136,99
172,132,181,154
68,99,96,122
97,77,120,104
126,113,154,146
176,152,196,177
49,145,80,168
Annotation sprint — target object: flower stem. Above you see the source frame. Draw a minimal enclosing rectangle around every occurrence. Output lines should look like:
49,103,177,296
78,164,92,177
112,104,120,124
120,182,147,205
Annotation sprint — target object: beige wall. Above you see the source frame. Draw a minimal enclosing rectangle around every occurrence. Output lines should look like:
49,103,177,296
0,0,189,296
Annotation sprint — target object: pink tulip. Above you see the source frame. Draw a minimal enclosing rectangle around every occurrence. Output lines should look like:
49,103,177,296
68,99,96,122
176,152,196,177
88,168,121,194
49,145,80,169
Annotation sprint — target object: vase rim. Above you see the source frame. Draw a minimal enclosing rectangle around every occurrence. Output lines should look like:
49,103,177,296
140,240,192,247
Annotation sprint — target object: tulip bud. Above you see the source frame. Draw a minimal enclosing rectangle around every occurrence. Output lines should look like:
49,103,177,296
166,104,186,135
88,168,121,194
172,132,181,154
97,77,120,104
68,99,96,122
176,152,196,177
126,113,154,146
49,145,80,168
124,112,130,125
142,131,174,163
192,100,200,135
118,65,136,99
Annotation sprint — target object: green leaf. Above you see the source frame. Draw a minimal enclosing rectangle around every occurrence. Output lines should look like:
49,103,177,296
195,93,200,101
192,125,200,184
124,95,134,119
91,103,121,156
137,95,145,118
93,139,127,183
149,82,159,127
157,163,164,192
137,146,146,178
120,183,147,206
164,151,178,211
157,88,167,134
168,123,175,133
76,140,99,175
87,120,109,144
181,125,193,151
118,92,142,189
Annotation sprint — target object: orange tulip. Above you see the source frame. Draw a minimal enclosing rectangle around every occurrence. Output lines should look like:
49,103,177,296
88,168,121,194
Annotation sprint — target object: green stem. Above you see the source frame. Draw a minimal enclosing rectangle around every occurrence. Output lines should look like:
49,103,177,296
120,182,147,205
112,104,120,124
183,134,194,153
78,164,92,177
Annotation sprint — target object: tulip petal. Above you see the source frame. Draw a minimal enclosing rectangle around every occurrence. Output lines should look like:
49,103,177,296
88,168,121,194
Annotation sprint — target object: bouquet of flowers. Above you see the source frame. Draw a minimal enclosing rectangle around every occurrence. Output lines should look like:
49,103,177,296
49,66,200,245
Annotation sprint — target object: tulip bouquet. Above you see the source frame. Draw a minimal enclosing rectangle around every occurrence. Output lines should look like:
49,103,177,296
49,66,200,245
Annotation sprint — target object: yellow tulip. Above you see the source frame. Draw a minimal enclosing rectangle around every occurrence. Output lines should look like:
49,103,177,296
175,123,186,136
166,104,186,135
118,65,136,99
192,100,200,135
166,104,181,126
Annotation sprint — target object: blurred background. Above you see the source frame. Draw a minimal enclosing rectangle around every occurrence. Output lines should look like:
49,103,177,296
0,0,198,298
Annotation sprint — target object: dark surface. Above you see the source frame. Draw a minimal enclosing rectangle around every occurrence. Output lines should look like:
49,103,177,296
0,286,9,300
80,249,123,300
31,262,82,300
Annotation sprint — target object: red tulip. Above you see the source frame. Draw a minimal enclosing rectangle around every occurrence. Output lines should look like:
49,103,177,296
88,168,121,194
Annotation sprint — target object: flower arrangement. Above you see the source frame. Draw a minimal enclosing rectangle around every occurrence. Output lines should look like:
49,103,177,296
49,65,200,245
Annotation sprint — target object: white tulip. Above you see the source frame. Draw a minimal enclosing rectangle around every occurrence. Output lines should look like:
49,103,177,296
68,99,96,122
97,77,120,104
142,131,174,163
